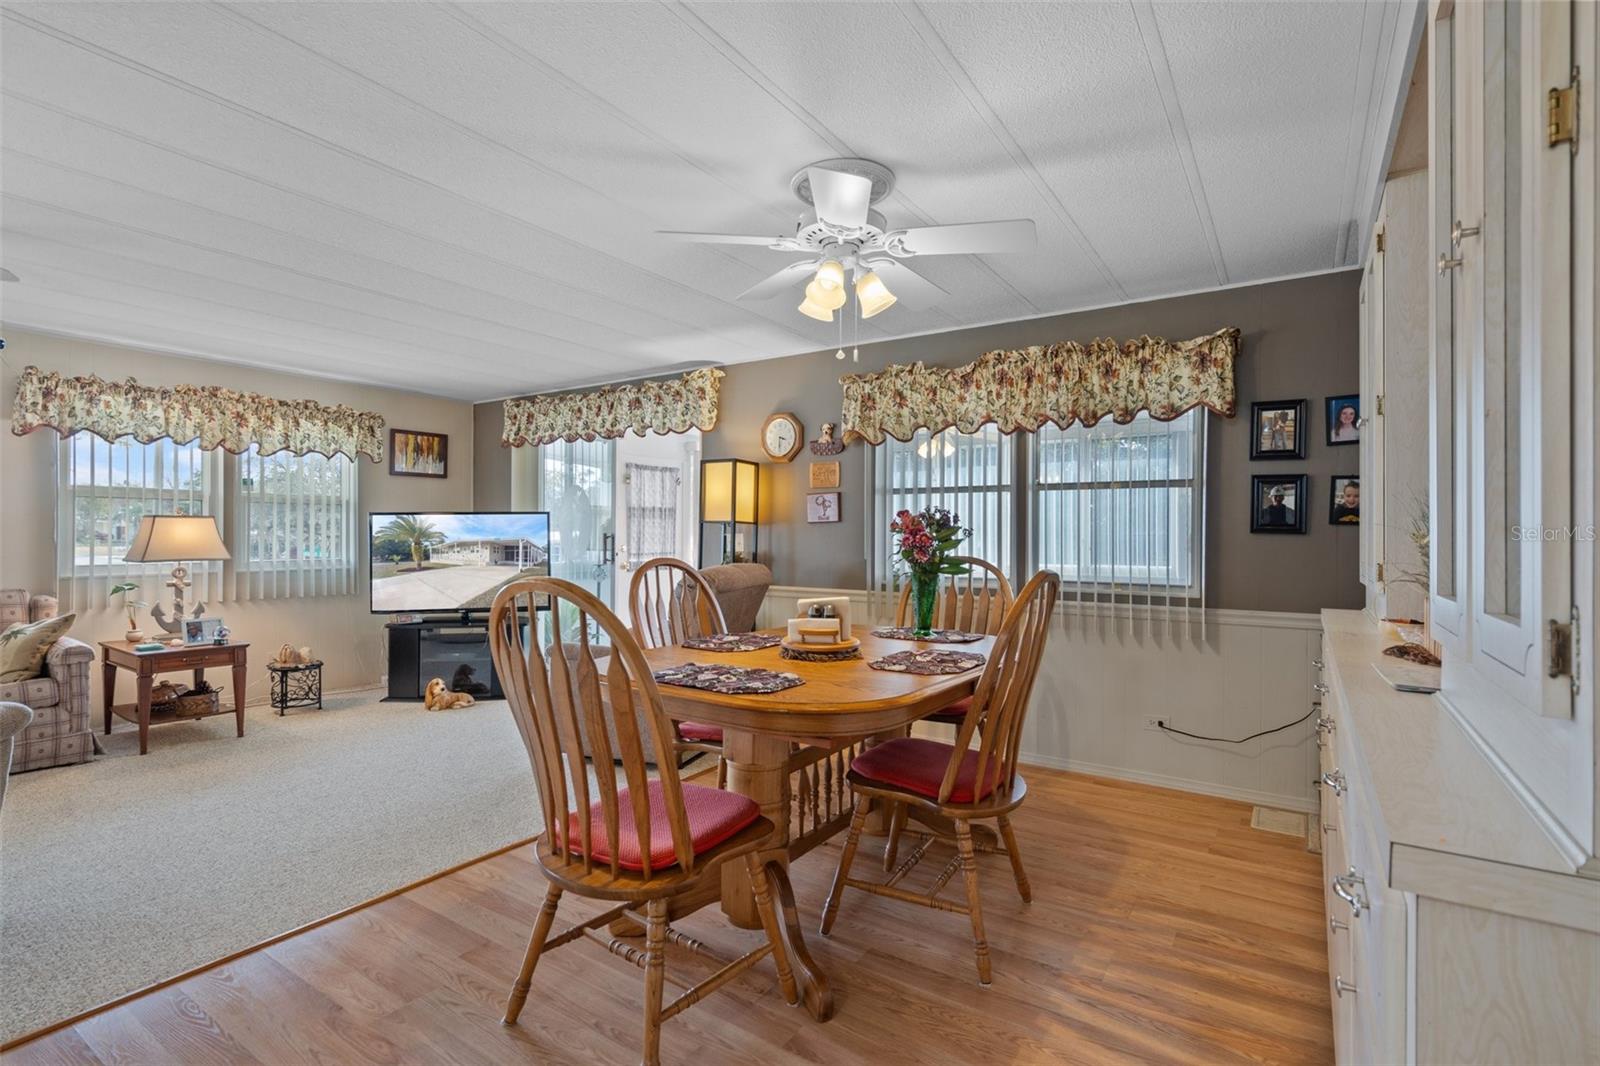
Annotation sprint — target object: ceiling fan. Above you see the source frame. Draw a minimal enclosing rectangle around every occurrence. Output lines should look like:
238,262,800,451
658,158,1036,322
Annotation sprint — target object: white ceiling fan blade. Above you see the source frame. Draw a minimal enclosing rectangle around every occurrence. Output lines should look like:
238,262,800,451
863,259,947,310
738,260,819,301
807,166,872,230
657,230,795,249
889,219,1037,256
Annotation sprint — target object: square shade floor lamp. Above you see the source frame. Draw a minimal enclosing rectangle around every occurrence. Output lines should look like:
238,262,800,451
122,514,231,635
700,458,758,567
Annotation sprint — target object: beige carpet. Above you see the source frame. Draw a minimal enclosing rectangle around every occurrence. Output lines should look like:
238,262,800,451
0,692,544,1044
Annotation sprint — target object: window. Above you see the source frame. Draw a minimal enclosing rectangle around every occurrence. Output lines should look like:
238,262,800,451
235,445,358,596
57,432,358,603
870,411,1206,606
1033,411,1203,595
58,433,219,580
871,425,1015,583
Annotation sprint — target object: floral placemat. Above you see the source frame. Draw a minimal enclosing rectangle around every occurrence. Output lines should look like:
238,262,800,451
871,626,986,644
679,633,783,653
652,663,804,694
867,650,987,675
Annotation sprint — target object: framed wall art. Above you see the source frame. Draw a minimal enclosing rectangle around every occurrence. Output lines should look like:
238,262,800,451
390,429,448,478
1250,400,1307,460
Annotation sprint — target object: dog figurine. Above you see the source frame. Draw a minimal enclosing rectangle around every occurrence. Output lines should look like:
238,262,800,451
423,677,475,711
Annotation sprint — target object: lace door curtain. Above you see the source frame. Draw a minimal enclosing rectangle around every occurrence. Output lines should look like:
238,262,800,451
625,462,680,566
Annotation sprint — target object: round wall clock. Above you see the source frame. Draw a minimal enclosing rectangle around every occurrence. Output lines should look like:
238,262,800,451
761,412,804,463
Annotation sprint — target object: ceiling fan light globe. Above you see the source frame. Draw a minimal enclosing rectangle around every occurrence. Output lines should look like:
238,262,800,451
815,259,845,292
856,271,897,318
798,283,835,322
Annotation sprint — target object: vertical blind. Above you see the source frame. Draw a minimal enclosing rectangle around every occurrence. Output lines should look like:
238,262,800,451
56,433,224,610
867,412,1207,637
56,433,358,609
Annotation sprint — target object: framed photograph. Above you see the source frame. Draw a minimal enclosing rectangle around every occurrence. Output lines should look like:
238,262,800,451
808,460,841,490
1251,475,1308,534
390,429,448,478
183,616,223,646
806,492,841,524
1329,475,1360,525
1326,395,1360,445
1250,400,1307,460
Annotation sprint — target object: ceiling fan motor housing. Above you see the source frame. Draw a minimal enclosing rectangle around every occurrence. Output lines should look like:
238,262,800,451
793,206,888,251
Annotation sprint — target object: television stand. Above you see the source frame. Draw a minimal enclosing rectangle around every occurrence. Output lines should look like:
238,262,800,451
385,619,501,702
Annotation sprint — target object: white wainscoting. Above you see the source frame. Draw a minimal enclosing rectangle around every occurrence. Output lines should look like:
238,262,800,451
761,586,1323,813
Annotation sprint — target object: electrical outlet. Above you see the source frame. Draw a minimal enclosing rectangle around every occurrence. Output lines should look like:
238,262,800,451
1143,715,1162,732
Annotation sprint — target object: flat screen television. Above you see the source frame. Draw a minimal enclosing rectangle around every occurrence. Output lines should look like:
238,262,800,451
370,511,551,615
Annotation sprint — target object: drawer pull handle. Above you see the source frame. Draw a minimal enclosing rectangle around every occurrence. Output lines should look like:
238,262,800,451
1335,975,1358,998
1311,658,1325,670
1332,872,1367,918
1437,253,1464,275
1312,681,1329,694
1315,715,1335,735
1322,822,1336,834
1329,916,1349,933
1319,770,1346,796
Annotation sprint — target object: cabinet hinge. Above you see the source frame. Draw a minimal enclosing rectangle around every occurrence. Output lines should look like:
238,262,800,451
1376,394,1384,416
1376,562,1385,583
1375,229,1385,254
1547,614,1575,683
1548,67,1579,152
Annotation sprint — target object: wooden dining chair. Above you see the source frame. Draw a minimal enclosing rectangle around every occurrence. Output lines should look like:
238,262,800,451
628,558,729,787
489,577,799,1066
821,569,1060,986
883,555,1015,868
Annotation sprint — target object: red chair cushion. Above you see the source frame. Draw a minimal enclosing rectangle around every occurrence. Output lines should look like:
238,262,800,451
678,720,724,743
925,694,972,723
851,737,1002,804
566,781,759,871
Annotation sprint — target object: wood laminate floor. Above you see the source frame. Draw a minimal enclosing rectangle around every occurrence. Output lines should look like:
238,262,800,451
3,770,1333,1065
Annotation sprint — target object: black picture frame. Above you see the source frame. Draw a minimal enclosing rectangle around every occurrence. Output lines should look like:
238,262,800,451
389,429,448,478
1326,394,1361,446
1329,474,1361,525
1251,474,1308,534
1249,399,1308,460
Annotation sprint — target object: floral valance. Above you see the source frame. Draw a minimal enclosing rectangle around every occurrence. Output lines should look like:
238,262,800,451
502,367,724,447
839,327,1239,444
10,366,387,461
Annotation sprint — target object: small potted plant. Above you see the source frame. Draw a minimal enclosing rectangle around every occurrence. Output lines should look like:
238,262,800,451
890,506,970,638
110,581,147,642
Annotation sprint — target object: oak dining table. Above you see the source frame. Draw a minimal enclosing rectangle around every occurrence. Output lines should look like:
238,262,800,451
621,624,996,1022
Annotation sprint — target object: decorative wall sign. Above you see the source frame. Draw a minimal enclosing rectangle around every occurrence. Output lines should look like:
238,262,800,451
806,492,841,524
1250,399,1307,460
808,460,841,489
1251,474,1308,534
390,429,447,478
809,422,846,455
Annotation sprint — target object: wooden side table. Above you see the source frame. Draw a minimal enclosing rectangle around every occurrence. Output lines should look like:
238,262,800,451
100,640,250,755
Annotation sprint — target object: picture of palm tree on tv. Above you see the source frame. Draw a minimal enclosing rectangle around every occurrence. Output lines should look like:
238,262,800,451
370,512,550,613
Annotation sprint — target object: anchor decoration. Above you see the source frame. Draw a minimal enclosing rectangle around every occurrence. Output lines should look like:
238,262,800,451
149,564,208,635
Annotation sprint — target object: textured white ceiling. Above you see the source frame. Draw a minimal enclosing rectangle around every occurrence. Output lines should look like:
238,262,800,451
0,1,1420,401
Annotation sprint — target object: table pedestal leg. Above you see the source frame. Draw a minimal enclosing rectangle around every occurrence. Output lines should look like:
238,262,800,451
136,674,152,755
720,728,832,1021
232,659,247,737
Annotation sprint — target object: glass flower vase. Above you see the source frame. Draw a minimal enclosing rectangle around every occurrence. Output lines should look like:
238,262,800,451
910,568,940,638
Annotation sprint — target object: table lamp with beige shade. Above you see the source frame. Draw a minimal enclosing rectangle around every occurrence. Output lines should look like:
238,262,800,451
122,515,231,636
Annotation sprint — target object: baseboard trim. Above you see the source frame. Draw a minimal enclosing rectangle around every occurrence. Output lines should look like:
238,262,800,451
1020,752,1317,813
0,834,538,1054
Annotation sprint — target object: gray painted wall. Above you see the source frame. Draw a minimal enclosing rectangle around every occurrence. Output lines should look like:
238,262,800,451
475,269,1362,613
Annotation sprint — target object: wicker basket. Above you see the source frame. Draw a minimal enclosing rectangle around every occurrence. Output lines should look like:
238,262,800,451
172,687,221,718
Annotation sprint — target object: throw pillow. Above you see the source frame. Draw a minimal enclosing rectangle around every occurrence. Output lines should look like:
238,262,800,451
0,612,77,682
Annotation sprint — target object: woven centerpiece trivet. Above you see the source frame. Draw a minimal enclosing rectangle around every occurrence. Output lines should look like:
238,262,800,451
867,649,987,675
779,644,863,663
652,663,804,694
679,633,784,652
870,627,986,644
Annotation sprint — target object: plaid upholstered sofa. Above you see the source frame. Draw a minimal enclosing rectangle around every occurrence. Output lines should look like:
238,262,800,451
1,590,95,773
